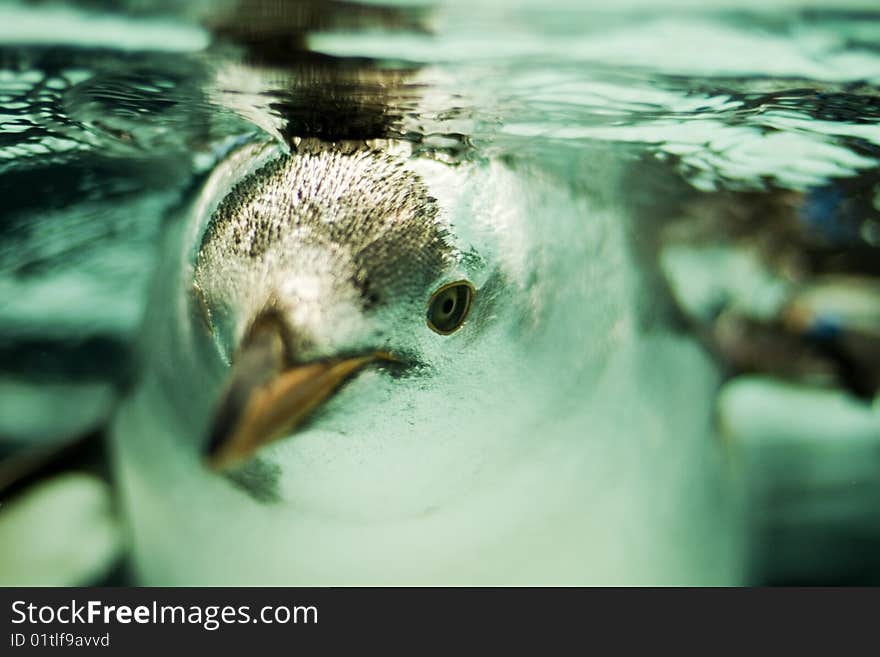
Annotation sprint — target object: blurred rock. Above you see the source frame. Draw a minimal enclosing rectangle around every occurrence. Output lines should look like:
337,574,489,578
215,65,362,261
0,377,114,446
654,169,880,583
0,473,122,586
718,376,880,584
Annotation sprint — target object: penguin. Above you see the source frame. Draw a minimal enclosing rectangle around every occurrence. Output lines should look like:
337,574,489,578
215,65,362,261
105,133,739,585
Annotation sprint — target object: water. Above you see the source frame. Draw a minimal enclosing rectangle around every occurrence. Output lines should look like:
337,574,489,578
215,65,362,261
1,1,879,584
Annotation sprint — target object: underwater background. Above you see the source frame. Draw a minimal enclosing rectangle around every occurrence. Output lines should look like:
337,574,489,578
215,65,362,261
0,0,879,585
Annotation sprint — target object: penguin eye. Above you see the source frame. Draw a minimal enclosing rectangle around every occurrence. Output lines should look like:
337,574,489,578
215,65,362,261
426,281,475,335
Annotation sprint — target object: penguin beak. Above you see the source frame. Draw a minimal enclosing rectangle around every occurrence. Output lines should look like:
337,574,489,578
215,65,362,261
205,317,393,471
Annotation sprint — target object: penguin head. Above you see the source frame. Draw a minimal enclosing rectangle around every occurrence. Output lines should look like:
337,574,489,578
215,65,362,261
192,144,481,470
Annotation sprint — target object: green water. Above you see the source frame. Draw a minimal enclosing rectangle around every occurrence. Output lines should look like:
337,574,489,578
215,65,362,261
1,0,879,585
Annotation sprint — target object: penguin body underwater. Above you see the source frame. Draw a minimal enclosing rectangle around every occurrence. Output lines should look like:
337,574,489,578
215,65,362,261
113,137,517,583
110,134,739,585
